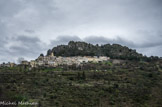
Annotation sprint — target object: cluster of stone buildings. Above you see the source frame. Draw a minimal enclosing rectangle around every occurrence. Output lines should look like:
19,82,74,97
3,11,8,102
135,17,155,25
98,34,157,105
21,53,110,67
0,53,110,68
0,62,16,67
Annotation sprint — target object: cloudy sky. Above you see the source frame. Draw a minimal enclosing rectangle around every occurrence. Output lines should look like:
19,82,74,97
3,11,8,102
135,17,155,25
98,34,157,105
0,0,162,63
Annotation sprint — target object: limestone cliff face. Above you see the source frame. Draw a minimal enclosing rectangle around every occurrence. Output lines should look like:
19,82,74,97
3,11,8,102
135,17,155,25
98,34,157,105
47,41,143,60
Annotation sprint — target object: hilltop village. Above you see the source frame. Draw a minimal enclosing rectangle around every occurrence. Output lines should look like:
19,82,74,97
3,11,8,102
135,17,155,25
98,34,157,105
0,53,110,68
23,53,110,67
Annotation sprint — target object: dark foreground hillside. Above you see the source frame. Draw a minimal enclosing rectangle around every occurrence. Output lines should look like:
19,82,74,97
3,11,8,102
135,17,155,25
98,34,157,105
0,60,162,107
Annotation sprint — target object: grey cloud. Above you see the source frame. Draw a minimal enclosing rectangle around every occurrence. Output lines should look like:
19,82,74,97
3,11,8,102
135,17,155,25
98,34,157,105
7,35,47,62
0,37,12,63
84,36,136,47
0,35,46,63
56,35,81,43
23,0,58,19
25,29,35,34
83,36,110,45
0,0,59,39
137,45,162,57
0,0,57,18
135,30,162,48
138,42,162,48
50,35,82,47
0,0,22,18
0,37,6,47
0,25,8,52
16,35,40,43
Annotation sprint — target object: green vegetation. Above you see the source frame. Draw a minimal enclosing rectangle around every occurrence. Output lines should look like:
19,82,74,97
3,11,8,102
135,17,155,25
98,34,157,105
47,41,145,60
0,59,162,107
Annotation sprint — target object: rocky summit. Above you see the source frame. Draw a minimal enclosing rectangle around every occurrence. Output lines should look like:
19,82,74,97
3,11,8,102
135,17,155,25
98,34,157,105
47,41,143,60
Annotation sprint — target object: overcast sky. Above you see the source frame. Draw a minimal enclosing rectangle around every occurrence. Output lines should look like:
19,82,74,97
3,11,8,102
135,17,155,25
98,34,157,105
0,0,162,63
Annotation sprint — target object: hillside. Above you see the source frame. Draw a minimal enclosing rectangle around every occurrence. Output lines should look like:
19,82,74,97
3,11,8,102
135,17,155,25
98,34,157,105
47,41,143,60
1,41,162,107
1,60,162,106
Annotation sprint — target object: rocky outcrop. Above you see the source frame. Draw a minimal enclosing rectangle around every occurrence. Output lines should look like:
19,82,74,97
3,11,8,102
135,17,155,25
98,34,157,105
47,41,143,60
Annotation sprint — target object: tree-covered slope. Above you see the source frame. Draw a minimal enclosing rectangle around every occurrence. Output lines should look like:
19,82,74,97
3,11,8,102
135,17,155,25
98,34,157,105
47,41,143,60
1,60,162,107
